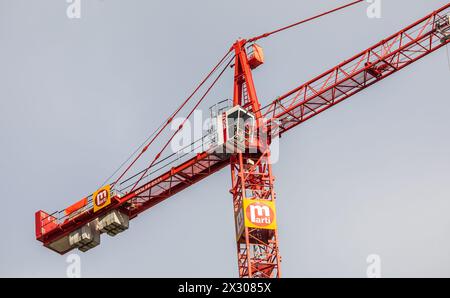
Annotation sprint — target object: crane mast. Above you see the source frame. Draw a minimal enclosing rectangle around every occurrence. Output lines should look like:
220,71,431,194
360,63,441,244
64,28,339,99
35,2,450,277
230,40,281,278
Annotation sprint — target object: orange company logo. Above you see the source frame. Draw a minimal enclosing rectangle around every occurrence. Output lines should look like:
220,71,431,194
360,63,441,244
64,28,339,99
95,190,108,207
243,199,277,230
93,184,111,212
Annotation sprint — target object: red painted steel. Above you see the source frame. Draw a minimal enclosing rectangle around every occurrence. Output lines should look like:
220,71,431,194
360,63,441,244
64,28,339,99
261,4,450,135
230,151,281,278
35,3,450,276
230,40,281,278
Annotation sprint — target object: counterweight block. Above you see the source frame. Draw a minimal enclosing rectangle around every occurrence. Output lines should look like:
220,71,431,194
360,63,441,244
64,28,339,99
69,220,100,252
98,210,129,236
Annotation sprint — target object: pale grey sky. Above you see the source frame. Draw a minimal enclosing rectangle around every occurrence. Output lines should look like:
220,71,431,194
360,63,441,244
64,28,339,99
1,0,450,277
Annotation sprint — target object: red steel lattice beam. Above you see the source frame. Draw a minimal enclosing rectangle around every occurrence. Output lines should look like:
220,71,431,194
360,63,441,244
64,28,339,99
261,4,450,135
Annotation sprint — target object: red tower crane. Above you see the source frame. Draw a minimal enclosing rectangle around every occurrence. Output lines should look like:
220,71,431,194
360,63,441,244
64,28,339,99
35,2,450,278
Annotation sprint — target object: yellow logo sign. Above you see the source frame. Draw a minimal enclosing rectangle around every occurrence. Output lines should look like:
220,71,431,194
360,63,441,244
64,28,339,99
93,184,111,213
243,198,277,230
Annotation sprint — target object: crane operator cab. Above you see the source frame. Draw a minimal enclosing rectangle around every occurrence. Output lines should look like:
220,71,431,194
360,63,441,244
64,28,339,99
436,14,450,43
210,105,256,156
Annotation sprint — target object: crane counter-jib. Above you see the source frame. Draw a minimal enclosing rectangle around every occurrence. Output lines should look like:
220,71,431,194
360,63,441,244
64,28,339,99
36,150,230,254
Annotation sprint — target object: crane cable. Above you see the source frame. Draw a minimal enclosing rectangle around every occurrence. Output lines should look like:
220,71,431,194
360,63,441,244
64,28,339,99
99,122,164,187
105,48,233,189
129,55,234,193
104,0,365,190
248,0,365,42
446,43,450,71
